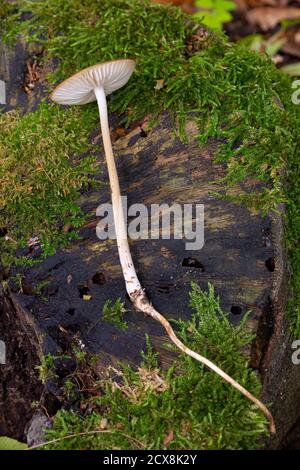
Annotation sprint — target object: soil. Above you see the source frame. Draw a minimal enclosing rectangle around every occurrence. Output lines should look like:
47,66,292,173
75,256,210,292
0,285,43,440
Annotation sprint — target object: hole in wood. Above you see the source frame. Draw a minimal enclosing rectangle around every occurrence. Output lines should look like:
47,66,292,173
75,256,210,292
140,127,147,137
182,257,205,271
265,257,275,272
156,280,174,294
66,308,75,316
231,305,242,316
92,272,107,285
78,285,90,298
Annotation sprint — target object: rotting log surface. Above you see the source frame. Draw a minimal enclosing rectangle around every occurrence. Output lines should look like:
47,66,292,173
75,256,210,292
0,285,44,439
0,38,297,446
7,115,274,365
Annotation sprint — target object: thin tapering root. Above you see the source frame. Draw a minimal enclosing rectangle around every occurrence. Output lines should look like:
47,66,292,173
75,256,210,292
132,289,276,434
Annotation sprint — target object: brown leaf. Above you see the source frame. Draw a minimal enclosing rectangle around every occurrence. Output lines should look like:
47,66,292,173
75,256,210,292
281,40,300,59
239,0,289,7
153,0,194,4
63,223,71,233
272,54,284,64
154,79,165,90
99,418,108,430
246,7,300,31
163,430,174,447
115,127,126,137
152,0,196,13
295,31,300,43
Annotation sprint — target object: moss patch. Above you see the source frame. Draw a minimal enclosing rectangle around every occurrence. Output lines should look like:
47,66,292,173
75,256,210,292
1,0,300,332
102,298,128,331
39,284,268,450
0,103,99,265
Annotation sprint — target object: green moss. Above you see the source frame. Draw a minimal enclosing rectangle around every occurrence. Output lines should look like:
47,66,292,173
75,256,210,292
35,352,57,384
0,102,99,264
102,298,128,331
41,283,268,450
1,0,300,332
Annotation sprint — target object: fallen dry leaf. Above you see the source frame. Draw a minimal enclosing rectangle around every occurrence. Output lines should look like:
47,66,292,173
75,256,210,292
152,0,196,14
163,430,174,447
115,127,126,137
99,418,108,430
24,59,41,94
62,223,71,233
272,54,284,64
236,0,291,9
246,7,300,31
280,29,300,58
295,31,300,43
154,79,165,90
281,41,300,58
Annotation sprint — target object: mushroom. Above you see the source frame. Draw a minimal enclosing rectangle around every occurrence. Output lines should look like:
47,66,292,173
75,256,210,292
51,60,141,298
51,59,275,433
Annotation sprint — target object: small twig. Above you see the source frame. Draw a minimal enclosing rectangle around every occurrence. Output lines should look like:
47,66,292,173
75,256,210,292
26,59,35,83
27,430,111,450
27,429,145,450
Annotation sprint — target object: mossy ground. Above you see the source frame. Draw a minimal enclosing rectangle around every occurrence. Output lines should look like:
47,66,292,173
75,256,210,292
0,0,299,449
37,284,267,450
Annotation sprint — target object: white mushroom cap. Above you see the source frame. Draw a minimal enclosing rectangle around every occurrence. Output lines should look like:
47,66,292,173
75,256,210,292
51,59,135,105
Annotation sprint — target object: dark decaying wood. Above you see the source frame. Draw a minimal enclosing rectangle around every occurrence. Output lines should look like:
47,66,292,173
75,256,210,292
6,115,274,367
1,38,298,446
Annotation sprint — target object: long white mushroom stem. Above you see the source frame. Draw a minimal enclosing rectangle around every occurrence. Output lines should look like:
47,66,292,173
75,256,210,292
95,86,141,296
94,86,275,434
